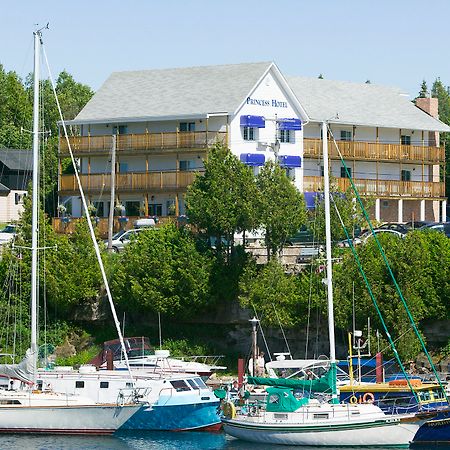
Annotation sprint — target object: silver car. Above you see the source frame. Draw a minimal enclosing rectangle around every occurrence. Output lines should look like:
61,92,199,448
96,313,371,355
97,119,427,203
110,228,143,252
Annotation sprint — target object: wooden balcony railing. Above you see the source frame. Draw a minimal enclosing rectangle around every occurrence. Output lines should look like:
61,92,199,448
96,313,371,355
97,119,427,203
59,131,228,155
304,176,445,198
303,138,444,163
59,170,204,194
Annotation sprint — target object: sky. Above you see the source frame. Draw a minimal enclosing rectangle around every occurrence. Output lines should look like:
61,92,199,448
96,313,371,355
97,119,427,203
1,0,449,98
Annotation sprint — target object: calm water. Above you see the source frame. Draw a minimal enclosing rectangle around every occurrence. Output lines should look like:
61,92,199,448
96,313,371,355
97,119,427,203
0,432,446,450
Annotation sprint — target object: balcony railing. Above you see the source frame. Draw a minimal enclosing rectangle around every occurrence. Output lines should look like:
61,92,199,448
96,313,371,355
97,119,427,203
303,138,444,163
59,131,228,155
59,169,204,194
304,176,445,198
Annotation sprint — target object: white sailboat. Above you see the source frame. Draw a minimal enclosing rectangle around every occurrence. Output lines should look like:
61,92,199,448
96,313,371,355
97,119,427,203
0,28,141,434
222,122,420,446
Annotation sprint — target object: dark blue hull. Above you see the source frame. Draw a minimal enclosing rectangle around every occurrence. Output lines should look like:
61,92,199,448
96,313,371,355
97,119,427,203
412,408,450,444
120,401,221,431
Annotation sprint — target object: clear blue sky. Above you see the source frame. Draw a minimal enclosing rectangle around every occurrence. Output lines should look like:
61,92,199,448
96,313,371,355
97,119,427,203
2,0,449,98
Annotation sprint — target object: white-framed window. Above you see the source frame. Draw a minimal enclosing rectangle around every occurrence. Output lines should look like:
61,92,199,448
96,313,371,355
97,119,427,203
401,135,411,145
243,127,255,141
180,122,195,132
278,129,291,143
340,130,352,141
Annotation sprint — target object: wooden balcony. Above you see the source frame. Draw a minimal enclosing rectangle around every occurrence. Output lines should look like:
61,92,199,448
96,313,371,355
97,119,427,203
59,131,228,156
304,176,445,199
59,170,203,194
303,138,444,164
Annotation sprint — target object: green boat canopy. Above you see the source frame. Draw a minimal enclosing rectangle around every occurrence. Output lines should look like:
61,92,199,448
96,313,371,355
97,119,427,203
248,369,334,394
265,386,309,412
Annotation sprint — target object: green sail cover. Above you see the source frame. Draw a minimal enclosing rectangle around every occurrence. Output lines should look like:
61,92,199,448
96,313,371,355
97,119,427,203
265,386,309,412
248,369,333,394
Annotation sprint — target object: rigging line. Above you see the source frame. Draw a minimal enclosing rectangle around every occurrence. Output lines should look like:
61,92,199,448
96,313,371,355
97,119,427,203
251,306,271,362
330,188,419,403
271,303,292,360
327,123,449,403
41,39,135,384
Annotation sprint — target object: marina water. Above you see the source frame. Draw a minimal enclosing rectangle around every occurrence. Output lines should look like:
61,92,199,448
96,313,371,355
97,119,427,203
0,432,444,450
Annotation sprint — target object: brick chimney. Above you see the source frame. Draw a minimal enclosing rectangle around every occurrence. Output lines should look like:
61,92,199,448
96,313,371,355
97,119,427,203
416,97,439,146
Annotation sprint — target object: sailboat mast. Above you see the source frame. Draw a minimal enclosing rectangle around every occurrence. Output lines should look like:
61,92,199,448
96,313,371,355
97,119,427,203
31,30,42,366
322,121,338,403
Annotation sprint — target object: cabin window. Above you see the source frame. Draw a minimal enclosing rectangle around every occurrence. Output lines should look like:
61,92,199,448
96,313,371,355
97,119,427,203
0,399,21,405
269,394,280,405
243,127,255,141
194,377,207,388
401,135,411,145
100,381,109,389
75,381,85,389
313,413,329,419
170,380,191,392
340,130,352,141
180,122,195,132
187,379,199,390
278,129,291,143
126,382,133,388
274,413,288,420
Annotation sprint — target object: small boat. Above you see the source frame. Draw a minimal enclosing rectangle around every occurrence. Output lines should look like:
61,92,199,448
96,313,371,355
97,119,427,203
91,336,226,378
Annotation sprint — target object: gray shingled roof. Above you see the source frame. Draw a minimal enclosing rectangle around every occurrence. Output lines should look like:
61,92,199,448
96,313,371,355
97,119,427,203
0,149,33,171
74,62,272,123
287,76,450,132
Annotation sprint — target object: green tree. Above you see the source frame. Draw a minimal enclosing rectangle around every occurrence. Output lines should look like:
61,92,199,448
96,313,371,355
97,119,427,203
112,225,213,315
256,161,307,259
186,143,260,258
418,80,428,98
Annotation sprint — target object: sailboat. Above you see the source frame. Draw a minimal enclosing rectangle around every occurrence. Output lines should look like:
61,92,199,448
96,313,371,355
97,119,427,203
221,122,420,446
0,28,141,434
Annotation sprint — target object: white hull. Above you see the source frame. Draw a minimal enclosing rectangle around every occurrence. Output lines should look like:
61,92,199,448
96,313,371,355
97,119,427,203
223,418,418,447
0,404,140,435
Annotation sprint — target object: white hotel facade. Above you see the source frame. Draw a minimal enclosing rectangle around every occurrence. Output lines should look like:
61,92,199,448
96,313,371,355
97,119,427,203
57,62,449,232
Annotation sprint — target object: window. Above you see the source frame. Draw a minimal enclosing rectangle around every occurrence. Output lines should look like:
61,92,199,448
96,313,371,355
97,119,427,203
401,170,411,181
93,202,104,217
75,381,85,389
320,165,324,177
382,200,389,208
340,130,352,141
170,380,191,392
180,122,195,132
279,129,291,143
125,201,140,216
166,200,176,216
341,166,351,178
243,127,255,141
269,394,280,405
126,382,133,389
179,160,193,171
194,378,207,388
187,379,199,390
285,168,296,180
113,125,128,135
100,381,109,389
119,162,128,173
401,135,411,145
148,203,162,216
313,413,329,419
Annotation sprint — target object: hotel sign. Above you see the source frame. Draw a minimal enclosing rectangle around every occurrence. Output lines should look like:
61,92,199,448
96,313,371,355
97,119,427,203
246,97,288,108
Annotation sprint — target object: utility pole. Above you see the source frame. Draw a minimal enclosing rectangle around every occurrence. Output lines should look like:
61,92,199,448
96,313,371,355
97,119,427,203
107,134,116,251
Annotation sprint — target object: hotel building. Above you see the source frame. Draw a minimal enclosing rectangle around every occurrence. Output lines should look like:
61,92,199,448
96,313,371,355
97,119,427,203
56,62,449,231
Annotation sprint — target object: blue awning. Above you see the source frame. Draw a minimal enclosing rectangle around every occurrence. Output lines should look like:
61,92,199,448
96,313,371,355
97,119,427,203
240,115,265,128
278,155,301,168
278,118,302,130
240,153,265,166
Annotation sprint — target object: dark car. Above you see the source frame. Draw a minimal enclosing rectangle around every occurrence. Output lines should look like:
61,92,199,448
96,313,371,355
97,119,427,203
404,221,432,230
377,223,409,234
418,222,450,237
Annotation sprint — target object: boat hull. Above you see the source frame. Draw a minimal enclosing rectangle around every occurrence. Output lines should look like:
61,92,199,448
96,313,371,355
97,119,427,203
121,400,221,431
0,404,141,435
222,418,419,447
412,408,450,444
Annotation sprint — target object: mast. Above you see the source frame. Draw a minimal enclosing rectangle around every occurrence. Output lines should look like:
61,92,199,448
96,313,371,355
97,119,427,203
31,30,42,374
322,121,338,403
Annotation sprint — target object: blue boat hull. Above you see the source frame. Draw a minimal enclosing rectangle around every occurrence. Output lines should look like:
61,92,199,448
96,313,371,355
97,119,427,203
120,400,221,431
412,408,450,444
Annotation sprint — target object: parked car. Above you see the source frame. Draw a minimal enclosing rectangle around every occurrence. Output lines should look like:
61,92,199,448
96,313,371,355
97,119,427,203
109,228,144,252
418,222,450,237
404,221,432,230
359,228,406,244
0,224,17,246
377,222,409,234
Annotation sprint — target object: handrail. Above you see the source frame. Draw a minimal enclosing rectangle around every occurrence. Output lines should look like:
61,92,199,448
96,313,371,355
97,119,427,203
303,138,444,163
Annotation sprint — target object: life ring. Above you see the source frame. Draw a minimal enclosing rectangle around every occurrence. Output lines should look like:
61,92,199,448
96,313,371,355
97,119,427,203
363,392,375,403
349,395,358,404
221,401,236,419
